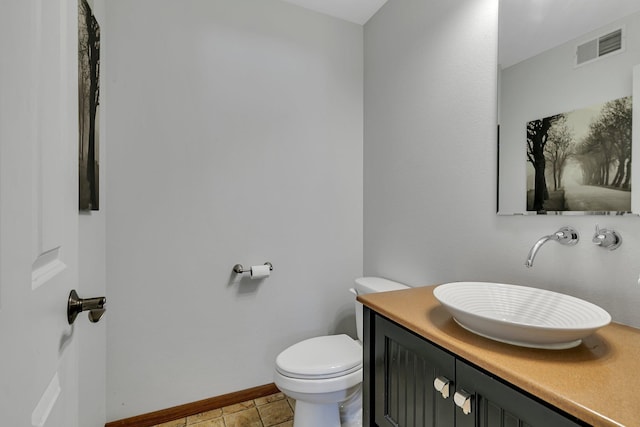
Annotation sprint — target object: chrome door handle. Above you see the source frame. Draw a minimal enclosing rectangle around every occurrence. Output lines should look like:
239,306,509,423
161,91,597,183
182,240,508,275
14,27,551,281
454,390,473,415
67,290,106,324
433,376,452,399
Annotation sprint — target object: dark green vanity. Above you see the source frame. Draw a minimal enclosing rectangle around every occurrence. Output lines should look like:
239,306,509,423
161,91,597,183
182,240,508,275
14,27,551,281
363,309,585,426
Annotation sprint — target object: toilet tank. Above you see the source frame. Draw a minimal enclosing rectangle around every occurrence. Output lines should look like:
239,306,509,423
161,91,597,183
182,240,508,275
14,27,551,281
353,277,409,342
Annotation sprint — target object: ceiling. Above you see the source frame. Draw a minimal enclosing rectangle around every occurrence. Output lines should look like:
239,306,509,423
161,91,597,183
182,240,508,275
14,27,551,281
279,0,387,25
500,0,640,68
278,1,640,68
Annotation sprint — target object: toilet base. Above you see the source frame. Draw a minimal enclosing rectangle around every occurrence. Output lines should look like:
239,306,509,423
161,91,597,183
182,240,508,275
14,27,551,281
340,386,362,427
293,400,341,427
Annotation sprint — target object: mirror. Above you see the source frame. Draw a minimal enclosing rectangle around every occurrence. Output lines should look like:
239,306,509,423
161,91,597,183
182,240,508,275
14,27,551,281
497,0,640,215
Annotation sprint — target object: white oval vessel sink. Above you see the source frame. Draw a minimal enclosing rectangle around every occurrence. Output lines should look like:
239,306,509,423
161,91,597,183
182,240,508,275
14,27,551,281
433,282,611,350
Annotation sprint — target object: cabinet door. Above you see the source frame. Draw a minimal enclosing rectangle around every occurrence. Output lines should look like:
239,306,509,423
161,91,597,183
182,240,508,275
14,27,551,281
371,313,455,427
455,360,583,427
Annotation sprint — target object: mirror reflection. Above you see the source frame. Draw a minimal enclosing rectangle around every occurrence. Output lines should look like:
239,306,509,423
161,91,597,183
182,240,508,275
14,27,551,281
497,0,640,215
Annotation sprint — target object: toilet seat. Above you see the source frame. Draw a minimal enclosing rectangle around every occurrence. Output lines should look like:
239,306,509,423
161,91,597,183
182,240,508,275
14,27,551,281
275,334,362,379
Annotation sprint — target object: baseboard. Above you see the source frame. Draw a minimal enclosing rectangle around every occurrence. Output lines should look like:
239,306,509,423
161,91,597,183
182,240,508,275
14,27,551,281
105,383,280,427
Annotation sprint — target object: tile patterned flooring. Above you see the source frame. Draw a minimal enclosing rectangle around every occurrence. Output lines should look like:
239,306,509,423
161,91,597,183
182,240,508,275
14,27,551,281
152,392,294,427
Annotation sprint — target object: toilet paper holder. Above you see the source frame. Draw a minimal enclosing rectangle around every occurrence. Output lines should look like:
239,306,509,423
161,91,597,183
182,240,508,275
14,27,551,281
233,262,273,274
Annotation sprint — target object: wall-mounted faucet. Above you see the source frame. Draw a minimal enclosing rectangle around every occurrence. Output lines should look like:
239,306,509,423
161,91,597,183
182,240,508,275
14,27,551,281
525,226,579,268
592,225,622,250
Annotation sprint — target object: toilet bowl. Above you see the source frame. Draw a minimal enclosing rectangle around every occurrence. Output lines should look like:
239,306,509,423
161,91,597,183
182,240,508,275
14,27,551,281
274,277,409,427
274,334,362,427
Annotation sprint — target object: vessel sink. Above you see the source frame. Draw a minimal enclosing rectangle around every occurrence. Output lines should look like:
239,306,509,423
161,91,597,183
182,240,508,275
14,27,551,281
433,282,611,349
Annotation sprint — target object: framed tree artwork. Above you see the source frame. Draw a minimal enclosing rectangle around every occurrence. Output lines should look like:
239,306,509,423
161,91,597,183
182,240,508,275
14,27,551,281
526,96,632,213
78,0,100,211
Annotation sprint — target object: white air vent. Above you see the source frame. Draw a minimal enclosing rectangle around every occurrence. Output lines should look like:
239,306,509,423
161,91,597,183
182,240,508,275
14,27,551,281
576,28,623,65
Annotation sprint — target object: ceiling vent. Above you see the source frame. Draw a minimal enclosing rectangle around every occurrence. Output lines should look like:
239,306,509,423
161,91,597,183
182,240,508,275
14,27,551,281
576,28,623,65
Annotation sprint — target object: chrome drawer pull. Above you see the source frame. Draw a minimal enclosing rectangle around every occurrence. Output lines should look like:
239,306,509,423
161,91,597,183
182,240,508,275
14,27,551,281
433,376,451,399
454,390,473,415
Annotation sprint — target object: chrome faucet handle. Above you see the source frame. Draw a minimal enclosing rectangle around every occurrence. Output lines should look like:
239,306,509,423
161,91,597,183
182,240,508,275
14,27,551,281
592,225,622,250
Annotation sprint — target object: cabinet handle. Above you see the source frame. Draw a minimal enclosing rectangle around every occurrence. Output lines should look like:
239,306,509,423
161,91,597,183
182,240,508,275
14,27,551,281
433,376,452,399
454,390,473,415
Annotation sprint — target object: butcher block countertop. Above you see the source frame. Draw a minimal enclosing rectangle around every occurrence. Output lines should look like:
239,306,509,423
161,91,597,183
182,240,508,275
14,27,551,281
357,285,640,427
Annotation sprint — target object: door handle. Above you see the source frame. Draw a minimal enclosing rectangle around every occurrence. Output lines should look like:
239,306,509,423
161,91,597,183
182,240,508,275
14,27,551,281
67,290,106,324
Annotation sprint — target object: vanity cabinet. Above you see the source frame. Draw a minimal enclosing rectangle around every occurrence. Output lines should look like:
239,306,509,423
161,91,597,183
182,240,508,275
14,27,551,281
363,308,585,427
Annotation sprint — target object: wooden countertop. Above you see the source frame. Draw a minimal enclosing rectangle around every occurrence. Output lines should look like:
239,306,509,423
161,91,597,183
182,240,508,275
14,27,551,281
358,285,640,427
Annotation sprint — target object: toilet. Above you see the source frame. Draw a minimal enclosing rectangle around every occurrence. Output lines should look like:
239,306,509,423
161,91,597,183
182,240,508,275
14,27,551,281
274,277,409,427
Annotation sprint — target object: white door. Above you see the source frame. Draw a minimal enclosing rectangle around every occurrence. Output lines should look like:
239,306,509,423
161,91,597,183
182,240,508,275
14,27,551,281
0,1,99,425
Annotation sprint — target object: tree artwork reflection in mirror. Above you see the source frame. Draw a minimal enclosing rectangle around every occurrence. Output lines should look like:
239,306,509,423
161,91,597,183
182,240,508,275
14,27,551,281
526,96,632,213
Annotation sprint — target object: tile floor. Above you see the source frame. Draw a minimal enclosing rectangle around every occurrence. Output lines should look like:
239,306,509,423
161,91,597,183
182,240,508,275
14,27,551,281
153,392,294,427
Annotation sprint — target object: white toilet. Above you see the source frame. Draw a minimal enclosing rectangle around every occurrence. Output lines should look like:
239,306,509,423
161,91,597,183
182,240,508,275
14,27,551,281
274,277,409,427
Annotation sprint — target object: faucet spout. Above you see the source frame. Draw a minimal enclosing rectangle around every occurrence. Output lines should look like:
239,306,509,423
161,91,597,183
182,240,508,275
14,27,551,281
525,226,579,268
525,235,555,268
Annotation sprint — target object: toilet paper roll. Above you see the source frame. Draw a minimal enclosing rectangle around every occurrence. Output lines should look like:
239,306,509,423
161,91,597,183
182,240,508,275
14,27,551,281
250,264,271,279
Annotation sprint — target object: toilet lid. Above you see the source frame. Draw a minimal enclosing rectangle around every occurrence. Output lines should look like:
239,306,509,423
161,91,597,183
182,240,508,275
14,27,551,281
276,334,362,379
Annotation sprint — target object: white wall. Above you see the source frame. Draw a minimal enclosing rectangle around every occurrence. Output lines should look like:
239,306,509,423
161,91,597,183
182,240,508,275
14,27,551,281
364,0,640,327
105,0,363,421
